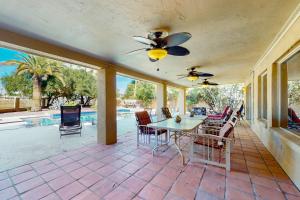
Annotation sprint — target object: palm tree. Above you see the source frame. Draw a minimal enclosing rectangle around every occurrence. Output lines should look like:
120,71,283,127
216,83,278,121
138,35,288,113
3,55,64,111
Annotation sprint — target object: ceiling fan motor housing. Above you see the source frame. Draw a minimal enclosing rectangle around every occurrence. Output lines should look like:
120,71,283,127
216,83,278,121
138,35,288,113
148,30,169,40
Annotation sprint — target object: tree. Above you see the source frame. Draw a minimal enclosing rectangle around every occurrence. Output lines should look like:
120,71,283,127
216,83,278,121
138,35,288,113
288,80,300,106
135,81,155,108
2,55,64,111
1,73,32,96
167,88,179,111
123,80,136,99
187,84,243,112
123,80,155,108
42,75,65,107
73,69,97,106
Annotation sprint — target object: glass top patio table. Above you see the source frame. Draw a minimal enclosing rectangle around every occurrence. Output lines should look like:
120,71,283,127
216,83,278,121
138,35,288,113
148,115,207,132
147,115,207,165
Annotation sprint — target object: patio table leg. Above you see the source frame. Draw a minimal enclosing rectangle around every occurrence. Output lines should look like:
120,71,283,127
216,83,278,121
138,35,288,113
174,131,186,165
152,128,158,156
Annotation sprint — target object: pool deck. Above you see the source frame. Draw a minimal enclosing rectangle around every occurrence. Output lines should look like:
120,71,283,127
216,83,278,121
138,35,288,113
0,117,137,171
0,124,97,172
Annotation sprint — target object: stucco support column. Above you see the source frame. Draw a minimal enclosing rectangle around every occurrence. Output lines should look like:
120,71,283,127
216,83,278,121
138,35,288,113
279,62,288,128
163,83,167,108
178,88,185,115
156,83,167,120
97,67,117,145
184,89,187,114
269,63,279,127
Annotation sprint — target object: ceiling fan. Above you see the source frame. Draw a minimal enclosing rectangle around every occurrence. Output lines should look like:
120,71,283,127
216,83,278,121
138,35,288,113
177,66,214,81
195,78,219,86
128,30,191,62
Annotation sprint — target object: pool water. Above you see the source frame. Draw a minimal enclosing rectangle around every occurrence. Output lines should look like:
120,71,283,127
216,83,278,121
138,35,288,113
23,111,98,127
23,111,139,127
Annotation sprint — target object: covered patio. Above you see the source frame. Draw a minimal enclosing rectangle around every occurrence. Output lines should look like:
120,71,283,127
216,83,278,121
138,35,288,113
0,123,299,200
0,0,300,199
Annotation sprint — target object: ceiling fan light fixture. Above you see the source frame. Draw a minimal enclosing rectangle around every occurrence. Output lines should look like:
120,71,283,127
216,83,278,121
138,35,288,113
148,48,167,60
187,76,198,81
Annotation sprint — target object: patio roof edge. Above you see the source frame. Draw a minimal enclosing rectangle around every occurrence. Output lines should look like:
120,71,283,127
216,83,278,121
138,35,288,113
0,28,186,89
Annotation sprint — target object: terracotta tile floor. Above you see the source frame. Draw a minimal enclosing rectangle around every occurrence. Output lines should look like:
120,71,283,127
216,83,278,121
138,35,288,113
0,122,299,200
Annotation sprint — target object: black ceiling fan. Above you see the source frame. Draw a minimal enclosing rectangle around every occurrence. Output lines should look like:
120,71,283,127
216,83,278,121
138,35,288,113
195,78,219,86
177,66,214,81
127,31,191,62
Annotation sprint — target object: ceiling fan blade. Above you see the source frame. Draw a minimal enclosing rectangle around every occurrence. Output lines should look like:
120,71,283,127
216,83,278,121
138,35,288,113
166,46,190,56
164,32,192,47
194,72,214,77
132,36,157,46
177,76,187,80
208,82,219,86
125,48,148,55
149,58,158,62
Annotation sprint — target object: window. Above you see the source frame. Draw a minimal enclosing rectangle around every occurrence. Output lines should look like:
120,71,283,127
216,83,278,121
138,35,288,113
285,52,300,134
258,71,268,120
167,87,179,115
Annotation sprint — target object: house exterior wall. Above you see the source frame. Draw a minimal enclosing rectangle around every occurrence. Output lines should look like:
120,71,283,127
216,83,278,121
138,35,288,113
244,9,300,189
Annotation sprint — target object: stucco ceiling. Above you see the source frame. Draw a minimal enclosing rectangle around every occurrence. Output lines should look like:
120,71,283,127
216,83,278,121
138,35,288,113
0,0,299,86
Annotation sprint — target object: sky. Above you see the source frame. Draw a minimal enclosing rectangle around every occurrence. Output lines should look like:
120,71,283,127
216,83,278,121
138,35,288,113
0,47,24,78
0,47,133,94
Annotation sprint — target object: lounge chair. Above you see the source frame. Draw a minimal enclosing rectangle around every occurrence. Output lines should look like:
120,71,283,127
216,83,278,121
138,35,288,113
236,103,244,121
161,107,172,119
288,108,300,129
135,111,169,147
207,106,230,120
59,105,82,138
205,108,233,126
190,122,234,170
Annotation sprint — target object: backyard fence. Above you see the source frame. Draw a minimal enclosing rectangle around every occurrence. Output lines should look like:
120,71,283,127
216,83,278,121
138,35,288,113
0,97,31,113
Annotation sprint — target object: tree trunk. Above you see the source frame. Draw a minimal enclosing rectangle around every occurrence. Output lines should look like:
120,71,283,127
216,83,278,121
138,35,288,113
80,95,84,105
31,77,42,111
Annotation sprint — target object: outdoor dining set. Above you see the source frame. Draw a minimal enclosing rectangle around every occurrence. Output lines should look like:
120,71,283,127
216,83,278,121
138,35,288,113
135,105,244,171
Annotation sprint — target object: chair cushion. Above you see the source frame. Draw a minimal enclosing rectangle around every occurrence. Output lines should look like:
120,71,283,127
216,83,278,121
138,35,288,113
221,106,230,118
218,123,233,138
135,111,152,125
162,107,172,118
288,108,300,123
194,138,222,149
207,115,223,120
138,126,167,135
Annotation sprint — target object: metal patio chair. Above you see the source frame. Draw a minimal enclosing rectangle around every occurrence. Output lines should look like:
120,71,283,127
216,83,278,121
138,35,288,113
59,105,82,138
135,111,169,147
190,122,234,170
161,107,172,119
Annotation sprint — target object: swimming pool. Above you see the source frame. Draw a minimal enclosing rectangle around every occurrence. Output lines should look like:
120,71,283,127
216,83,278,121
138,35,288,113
23,110,136,127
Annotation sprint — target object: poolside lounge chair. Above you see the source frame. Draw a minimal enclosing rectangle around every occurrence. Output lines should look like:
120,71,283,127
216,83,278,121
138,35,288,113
207,106,230,120
205,108,233,127
288,108,300,129
135,111,169,147
161,107,172,119
236,103,244,121
59,105,82,138
190,122,234,170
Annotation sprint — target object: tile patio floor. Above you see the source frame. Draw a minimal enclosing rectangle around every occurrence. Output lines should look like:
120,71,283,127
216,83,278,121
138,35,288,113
0,122,299,200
